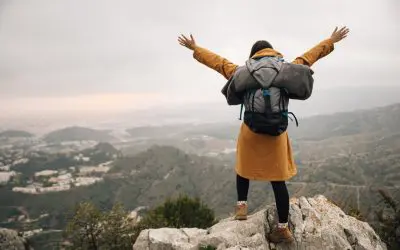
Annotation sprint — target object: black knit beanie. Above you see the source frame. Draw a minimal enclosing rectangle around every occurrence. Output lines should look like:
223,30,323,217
249,40,273,58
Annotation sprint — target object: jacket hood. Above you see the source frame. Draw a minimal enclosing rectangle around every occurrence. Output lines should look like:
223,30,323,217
245,48,284,87
245,57,283,88
251,48,283,59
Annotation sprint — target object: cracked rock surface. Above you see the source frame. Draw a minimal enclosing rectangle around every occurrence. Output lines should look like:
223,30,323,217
133,195,386,250
0,228,30,250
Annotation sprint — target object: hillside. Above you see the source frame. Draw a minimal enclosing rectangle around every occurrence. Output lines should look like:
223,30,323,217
127,123,239,140
110,143,400,223
0,130,33,138
43,126,115,143
120,103,400,222
3,139,393,231
110,145,235,213
0,146,233,230
289,103,400,140
122,103,400,156
82,142,119,155
1,103,399,248
127,124,190,138
8,141,392,225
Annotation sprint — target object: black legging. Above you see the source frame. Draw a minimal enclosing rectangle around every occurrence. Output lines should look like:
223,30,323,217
236,174,289,223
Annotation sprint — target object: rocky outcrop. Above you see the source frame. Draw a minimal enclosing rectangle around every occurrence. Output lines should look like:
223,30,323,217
133,195,387,250
0,228,30,250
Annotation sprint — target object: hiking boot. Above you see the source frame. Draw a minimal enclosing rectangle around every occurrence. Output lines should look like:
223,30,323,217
268,227,294,243
234,203,248,220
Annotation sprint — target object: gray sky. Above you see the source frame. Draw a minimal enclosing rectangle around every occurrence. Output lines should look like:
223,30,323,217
0,0,399,115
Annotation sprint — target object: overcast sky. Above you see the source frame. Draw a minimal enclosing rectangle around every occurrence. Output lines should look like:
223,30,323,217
0,0,399,115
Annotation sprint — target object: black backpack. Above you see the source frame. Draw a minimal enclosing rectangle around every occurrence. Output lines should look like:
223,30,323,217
222,56,312,136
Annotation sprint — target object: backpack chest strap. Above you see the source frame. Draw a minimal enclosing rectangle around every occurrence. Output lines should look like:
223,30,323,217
262,89,272,112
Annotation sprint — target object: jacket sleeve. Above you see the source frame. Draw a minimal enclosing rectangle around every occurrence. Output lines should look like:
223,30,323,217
193,46,238,80
292,38,334,66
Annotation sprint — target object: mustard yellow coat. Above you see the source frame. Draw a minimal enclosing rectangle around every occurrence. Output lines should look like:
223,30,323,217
193,39,334,181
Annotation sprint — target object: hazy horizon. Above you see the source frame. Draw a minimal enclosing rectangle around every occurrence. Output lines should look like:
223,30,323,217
1,85,400,135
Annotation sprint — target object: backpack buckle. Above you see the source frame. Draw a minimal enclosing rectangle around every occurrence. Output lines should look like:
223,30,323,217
282,112,299,127
262,89,270,96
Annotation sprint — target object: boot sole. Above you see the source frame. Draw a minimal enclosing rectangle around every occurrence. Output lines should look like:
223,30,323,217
282,238,294,243
269,237,294,244
234,215,247,220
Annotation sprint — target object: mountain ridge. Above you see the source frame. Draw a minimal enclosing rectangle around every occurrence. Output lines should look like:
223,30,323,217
0,130,34,138
43,126,115,143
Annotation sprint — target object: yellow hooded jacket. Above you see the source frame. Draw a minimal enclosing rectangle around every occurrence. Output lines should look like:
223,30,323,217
192,38,334,181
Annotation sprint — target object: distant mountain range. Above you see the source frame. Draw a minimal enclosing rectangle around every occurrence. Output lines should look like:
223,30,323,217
118,85,400,126
118,103,400,222
0,127,117,143
0,130,33,138
0,103,399,240
124,103,400,143
43,126,115,143
2,85,399,135
289,102,400,140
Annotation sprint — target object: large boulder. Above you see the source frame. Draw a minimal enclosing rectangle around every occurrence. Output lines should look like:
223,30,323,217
0,228,30,250
133,195,386,250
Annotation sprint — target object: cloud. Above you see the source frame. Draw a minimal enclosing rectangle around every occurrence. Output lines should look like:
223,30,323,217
0,0,399,113
0,93,164,113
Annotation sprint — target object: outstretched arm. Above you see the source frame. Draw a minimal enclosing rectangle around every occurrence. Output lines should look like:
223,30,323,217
292,26,349,66
178,34,238,80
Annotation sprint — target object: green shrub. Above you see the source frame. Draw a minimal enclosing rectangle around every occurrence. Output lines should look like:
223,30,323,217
375,189,400,250
65,194,216,248
65,202,133,250
133,194,216,243
348,207,364,221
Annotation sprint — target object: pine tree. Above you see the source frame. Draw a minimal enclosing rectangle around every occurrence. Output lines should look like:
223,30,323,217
65,202,103,250
100,203,134,250
376,189,400,250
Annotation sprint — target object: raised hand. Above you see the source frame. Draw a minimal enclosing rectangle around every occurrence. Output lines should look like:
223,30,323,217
330,26,350,43
178,34,197,50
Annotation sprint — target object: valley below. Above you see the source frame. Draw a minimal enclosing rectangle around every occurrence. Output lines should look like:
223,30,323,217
0,103,399,249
